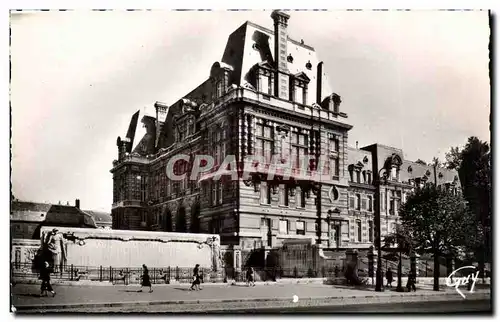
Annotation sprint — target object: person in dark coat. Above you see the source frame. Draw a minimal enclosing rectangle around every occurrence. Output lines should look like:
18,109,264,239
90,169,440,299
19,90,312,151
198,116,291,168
139,264,153,293
40,261,55,297
386,267,394,288
189,264,202,291
246,267,255,287
407,270,417,292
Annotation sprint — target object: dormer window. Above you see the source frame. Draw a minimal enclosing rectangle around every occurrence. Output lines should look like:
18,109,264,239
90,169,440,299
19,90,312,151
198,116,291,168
216,80,223,99
321,93,342,113
348,166,354,182
260,73,272,95
255,66,273,96
287,54,294,63
295,84,305,104
290,72,310,105
306,60,312,70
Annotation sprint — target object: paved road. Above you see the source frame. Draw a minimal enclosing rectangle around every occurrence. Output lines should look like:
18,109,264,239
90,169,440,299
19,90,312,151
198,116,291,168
12,282,475,307
186,299,493,314
11,282,490,314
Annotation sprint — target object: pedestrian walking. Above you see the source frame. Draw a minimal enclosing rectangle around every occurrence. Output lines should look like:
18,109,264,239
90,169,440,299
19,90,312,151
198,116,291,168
40,261,55,297
406,270,417,292
246,267,255,287
139,264,153,293
386,267,394,288
189,264,202,291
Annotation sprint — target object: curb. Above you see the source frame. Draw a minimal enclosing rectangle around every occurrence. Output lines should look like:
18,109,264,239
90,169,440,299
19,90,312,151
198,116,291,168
13,290,490,311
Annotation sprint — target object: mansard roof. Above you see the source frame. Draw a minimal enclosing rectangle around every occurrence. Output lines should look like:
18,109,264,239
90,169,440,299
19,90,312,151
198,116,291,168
221,20,333,106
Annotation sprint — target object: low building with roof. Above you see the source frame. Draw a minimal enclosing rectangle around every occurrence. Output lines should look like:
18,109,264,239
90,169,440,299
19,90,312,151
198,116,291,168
10,199,97,240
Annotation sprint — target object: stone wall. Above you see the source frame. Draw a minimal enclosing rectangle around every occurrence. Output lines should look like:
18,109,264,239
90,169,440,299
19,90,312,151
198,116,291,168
28,227,222,270
11,238,40,267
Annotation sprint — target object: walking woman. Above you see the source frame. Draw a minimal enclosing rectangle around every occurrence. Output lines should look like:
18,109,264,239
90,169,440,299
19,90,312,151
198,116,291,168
386,267,394,288
189,264,202,291
40,261,55,297
246,266,255,287
139,264,153,293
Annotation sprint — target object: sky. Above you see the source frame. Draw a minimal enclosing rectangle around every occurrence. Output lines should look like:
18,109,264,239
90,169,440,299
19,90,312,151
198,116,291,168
10,10,490,212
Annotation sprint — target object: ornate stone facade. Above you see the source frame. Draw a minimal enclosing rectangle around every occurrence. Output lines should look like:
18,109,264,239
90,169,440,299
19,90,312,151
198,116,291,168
110,11,461,262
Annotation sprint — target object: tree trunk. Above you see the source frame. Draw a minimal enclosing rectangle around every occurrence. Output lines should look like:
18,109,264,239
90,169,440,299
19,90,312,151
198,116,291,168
433,250,440,291
396,251,403,292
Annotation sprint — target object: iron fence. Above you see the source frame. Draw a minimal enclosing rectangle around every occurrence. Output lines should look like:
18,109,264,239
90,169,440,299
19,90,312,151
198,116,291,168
11,262,222,285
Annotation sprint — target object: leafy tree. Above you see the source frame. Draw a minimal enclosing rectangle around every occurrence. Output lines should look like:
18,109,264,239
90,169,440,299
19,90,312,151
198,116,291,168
445,146,462,170
444,137,491,277
399,185,476,291
383,224,414,291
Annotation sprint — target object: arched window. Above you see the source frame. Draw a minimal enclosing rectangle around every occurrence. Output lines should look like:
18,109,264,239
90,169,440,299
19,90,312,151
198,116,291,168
176,207,187,233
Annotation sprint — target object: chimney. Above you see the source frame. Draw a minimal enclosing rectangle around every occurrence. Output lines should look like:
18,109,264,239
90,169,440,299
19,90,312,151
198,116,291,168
271,10,290,100
316,62,323,104
75,199,80,209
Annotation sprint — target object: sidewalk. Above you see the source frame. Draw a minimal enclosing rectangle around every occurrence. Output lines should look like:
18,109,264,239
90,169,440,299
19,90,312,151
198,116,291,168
11,282,491,312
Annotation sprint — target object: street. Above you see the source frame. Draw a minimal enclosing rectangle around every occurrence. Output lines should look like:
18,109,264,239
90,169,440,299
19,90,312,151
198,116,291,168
195,299,492,314
11,282,491,314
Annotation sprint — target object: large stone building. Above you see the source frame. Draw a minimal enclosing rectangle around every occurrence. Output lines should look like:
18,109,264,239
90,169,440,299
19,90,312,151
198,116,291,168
110,11,460,261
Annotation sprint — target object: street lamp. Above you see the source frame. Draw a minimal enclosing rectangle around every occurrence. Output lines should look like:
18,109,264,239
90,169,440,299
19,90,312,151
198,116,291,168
375,168,389,292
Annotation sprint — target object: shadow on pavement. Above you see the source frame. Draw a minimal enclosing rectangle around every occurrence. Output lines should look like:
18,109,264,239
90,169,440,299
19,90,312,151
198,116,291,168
332,285,375,292
13,293,42,298
119,290,142,293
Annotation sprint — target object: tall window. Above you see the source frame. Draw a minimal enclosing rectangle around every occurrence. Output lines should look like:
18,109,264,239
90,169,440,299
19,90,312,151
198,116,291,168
255,123,273,163
356,194,361,210
356,220,362,242
329,136,340,153
356,171,361,183
349,196,355,209
295,85,305,104
280,185,289,206
368,220,374,242
349,169,354,182
291,131,308,170
261,183,271,205
389,192,395,215
332,157,340,177
298,188,306,208
216,81,223,98
212,128,224,166
296,220,305,235
218,181,223,205
368,195,373,212
211,181,217,206
279,220,289,235
366,172,372,184
260,73,272,95
141,175,147,202
329,136,340,177
381,192,386,212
